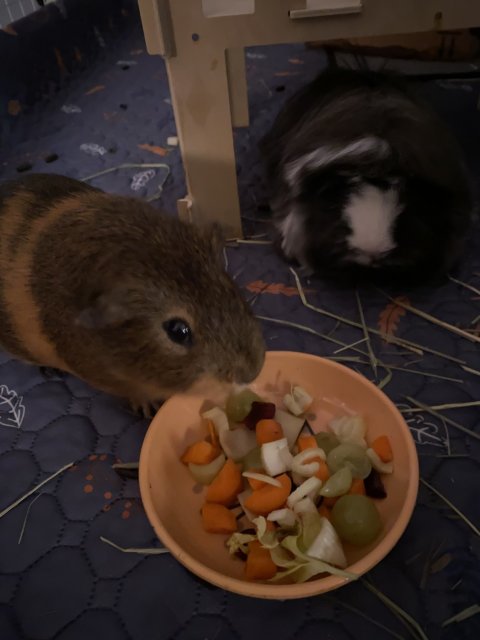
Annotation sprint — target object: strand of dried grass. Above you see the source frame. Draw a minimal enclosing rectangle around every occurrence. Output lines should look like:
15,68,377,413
449,276,480,297
100,536,170,555
17,492,44,544
362,580,429,640
0,462,73,519
257,315,370,358
405,397,480,441
356,291,378,377
354,360,463,384
333,337,367,354
399,401,480,414
380,293,480,345
290,269,467,365
378,368,393,390
442,605,480,627
226,238,272,245
81,163,171,202
420,479,480,536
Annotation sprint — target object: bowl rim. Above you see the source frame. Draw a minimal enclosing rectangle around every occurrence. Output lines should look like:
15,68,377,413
139,350,419,599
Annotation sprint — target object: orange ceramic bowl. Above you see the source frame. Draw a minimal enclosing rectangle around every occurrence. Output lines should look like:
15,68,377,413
139,351,418,599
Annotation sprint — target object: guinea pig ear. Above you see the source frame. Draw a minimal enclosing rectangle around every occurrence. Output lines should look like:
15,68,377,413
76,291,133,329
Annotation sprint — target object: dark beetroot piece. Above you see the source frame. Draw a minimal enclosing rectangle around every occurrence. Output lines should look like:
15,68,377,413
364,468,387,499
244,401,276,430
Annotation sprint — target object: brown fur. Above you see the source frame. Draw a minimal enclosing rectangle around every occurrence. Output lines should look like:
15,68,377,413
0,174,265,410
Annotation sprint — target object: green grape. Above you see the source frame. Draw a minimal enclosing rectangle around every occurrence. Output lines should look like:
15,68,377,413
327,443,372,479
314,432,340,455
320,466,352,497
241,446,262,471
225,389,262,423
331,495,382,546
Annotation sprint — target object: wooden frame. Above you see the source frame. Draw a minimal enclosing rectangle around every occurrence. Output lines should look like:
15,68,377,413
138,0,480,236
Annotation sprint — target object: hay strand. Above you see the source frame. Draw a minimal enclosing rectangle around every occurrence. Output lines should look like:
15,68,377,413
420,478,480,537
0,462,73,520
406,397,480,441
100,536,170,555
449,276,480,297
356,291,377,377
442,604,480,627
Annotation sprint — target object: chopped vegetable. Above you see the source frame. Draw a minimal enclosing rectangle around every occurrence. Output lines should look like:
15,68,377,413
244,474,292,516
201,503,237,534
226,389,262,423
284,386,313,416
364,468,387,499
327,442,372,479
256,419,284,445
329,415,367,448
206,419,219,447
318,504,331,520
366,448,394,474
292,496,317,515
261,438,293,476
219,426,257,461
320,466,353,497
238,488,256,522
245,540,277,580
243,471,282,489
181,440,220,465
202,407,229,436
287,476,322,509
267,508,296,528
244,401,276,430
188,453,226,485
226,531,255,555
305,514,347,568
291,448,326,478
314,432,340,455
297,435,317,452
349,477,366,496
205,459,243,506
274,409,304,450
253,516,279,548
241,446,262,471
331,495,382,546
371,435,393,463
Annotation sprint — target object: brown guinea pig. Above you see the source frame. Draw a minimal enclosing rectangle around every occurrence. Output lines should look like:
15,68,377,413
0,173,265,415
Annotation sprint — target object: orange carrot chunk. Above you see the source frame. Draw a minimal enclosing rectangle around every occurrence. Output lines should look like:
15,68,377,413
246,468,268,491
297,435,317,451
349,477,366,496
244,474,291,515
245,540,277,580
181,440,219,465
256,419,284,445
206,419,218,447
205,458,243,506
371,435,393,463
201,503,237,534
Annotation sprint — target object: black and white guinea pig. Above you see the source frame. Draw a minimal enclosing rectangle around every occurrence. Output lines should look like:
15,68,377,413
260,68,473,286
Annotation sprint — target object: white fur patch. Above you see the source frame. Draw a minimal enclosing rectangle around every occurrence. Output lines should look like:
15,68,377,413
344,184,401,264
276,209,304,260
285,136,389,187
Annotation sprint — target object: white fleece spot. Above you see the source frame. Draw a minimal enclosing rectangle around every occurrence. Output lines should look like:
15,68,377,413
344,184,401,264
276,209,304,260
285,136,389,186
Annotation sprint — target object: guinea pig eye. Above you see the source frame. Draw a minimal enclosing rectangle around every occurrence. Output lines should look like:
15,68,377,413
162,318,193,347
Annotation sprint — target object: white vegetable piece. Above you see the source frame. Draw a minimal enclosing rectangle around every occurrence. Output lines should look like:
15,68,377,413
274,409,304,450
291,448,326,478
366,448,394,474
287,476,322,508
238,489,256,523
283,394,303,416
202,407,230,436
261,438,293,476
242,471,282,488
292,497,317,515
220,426,257,461
329,415,367,448
267,508,297,528
306,517,347,568
292,386,313,411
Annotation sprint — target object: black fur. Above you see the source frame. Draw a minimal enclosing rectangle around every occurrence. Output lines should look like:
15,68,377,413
260,68,473,287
